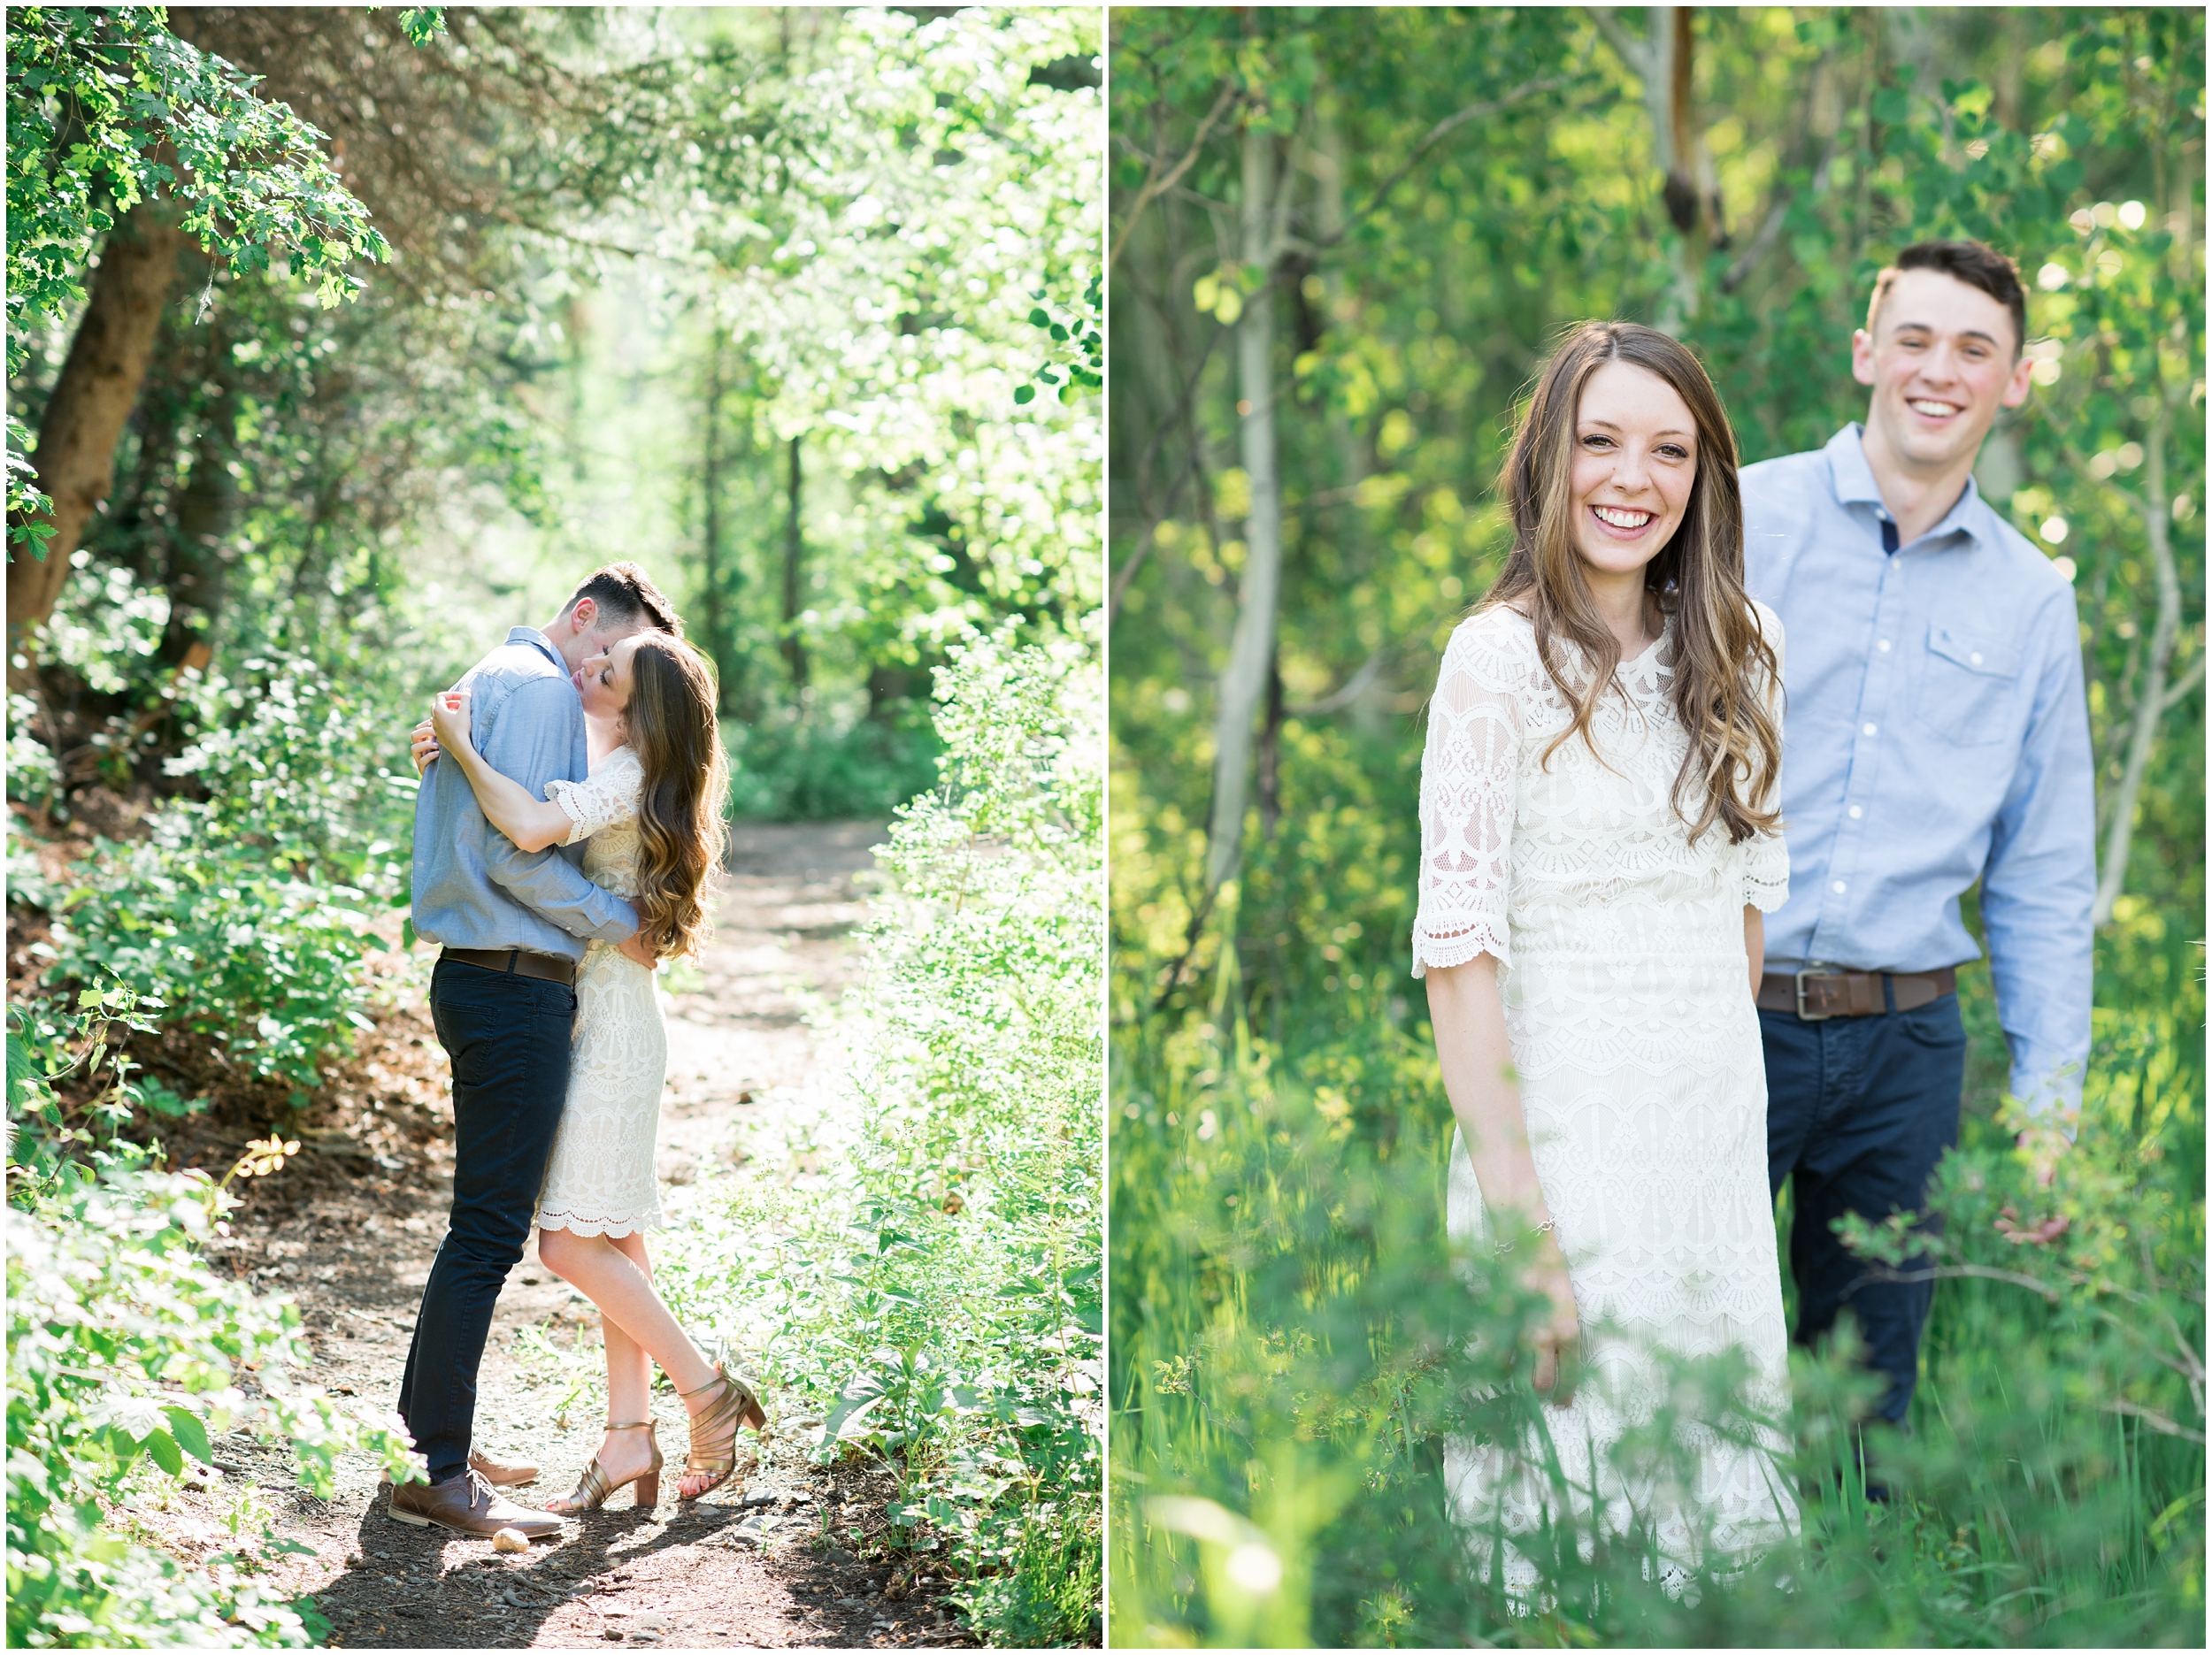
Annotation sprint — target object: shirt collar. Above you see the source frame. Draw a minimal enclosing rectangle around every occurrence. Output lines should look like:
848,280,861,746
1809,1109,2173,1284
509,625,569,672
1823,423,1987,550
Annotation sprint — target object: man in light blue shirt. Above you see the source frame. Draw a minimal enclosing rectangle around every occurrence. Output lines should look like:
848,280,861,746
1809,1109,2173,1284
1740,241,2094,1437
391,562,682,1538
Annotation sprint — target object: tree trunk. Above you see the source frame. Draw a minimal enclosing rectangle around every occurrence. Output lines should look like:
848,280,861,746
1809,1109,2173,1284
159,333,238,667
2092,399,2183,926
781,434,808,693
1653,6,1707,328
9,202,187,648
1204,118,1286,895
699,326,739,713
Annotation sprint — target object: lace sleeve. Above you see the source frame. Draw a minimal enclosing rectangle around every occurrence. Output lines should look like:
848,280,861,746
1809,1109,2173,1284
1411,615,1524,977
545,747,642,847
1740,601,1789,913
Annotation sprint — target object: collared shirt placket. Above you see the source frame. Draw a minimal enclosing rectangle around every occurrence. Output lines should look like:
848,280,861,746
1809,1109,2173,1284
1807,508,1906,968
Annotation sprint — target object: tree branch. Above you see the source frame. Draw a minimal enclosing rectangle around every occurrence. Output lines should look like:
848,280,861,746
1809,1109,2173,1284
2088,398,2183,926
1284,650,1386,717
1110,83,1240,272
2161,649,2205,712
1586,7,1654,85
1310,76,1571,256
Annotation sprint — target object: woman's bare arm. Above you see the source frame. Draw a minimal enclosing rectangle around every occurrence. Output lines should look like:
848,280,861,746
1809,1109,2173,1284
1743,905,1763,1000
428,692,577,854
1425,953,1579,1398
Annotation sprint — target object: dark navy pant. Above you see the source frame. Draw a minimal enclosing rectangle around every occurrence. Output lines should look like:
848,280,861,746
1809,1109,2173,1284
397,959,576,1483
1761,991,1966,1426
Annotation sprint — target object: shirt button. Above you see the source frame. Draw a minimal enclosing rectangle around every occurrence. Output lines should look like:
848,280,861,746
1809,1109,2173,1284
1832,880,1847,894
1848,805,1864,819
1970,652,1984,666
1863,722,1878,736
1878,640,1892,652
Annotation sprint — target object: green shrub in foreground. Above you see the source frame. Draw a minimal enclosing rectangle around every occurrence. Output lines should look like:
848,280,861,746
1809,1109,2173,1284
19,645,414,1092
8,995,421,1648
658,623,1103,1646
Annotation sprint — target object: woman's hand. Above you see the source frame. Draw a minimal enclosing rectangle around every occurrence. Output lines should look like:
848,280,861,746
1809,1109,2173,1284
618,931,659,971
411,718,440,778
1520,1233,1581,1401
429,689,473,758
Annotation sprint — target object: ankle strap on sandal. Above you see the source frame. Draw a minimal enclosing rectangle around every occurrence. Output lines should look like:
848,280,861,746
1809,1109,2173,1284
603,1419,656,1431
676,1365,726,1402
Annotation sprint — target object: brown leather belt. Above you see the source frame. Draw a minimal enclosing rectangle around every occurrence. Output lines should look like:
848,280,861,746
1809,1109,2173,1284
439,946,578,988
1758,966,1956,1021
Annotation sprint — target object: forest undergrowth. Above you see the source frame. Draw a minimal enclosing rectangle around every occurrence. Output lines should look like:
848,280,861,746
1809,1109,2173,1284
1109,783,2204,1648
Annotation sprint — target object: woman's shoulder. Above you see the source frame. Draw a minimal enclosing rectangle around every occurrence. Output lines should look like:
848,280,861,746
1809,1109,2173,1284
598,744,645,793
1443,602,1538,661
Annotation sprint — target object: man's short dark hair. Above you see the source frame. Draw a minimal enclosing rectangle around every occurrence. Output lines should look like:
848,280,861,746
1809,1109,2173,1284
561,562,681,636
1867,240,2028,357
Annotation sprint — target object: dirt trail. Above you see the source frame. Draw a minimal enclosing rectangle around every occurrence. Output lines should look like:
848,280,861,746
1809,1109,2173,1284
148,822,979,1650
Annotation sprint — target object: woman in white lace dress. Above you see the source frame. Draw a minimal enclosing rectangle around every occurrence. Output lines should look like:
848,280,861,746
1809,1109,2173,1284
423,632,765,1513
1414,322,1798,1597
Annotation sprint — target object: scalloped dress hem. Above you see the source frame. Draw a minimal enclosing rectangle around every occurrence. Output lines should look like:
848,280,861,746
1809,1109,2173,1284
534,1210,665,1239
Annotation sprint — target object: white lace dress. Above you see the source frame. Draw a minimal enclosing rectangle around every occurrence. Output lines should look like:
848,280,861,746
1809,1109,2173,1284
1411,602,1798,1598
534,745,666,1238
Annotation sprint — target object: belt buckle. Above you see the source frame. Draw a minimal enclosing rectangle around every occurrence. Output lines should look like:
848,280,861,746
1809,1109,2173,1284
1794,969,1838,1022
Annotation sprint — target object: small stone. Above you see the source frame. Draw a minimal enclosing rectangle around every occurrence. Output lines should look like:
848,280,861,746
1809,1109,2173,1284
491,1528,530,1552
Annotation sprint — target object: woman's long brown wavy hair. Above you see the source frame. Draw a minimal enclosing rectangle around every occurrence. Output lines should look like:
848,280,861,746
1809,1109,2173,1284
1484,321,1783,845
621,635,729,959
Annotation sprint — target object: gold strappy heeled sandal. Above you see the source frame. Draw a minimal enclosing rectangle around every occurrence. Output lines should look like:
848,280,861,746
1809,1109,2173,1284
545,1420,662,1514
676,1362,767,1501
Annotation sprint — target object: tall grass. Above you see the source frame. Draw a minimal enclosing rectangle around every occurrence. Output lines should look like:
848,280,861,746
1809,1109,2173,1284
1109,877,2203,1645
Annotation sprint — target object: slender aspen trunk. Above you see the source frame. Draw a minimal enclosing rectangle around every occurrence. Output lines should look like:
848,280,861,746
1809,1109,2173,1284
2092,400,2182,925
781,435,808,693
1204,120,1285,894
9,203,186,647
700,326,737,712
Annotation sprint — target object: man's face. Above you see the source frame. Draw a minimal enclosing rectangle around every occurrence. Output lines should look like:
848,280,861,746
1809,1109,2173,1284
1853,268,2034,477
550,597,646,674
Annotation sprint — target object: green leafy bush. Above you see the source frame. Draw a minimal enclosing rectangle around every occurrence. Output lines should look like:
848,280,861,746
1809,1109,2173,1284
7,992,420,1650
725,704,941,823
27,645,414,1090
658,622,1103,1645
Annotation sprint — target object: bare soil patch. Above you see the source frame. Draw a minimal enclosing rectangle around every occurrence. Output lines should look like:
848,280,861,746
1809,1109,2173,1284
104,821,981,1650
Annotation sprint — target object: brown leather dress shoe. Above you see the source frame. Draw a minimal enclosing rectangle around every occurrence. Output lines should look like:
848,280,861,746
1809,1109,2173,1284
388,1469,564,1541
380,1448,538,1496
469,1447,541,1486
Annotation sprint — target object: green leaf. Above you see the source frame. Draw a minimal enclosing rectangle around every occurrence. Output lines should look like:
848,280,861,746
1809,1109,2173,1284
143,1429,185,1477
1013,385,1035,405
7,1030,40,1102
162,1406,213,1467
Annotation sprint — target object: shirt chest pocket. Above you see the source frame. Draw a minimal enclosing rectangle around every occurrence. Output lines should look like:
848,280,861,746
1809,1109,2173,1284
1915,623,2021,747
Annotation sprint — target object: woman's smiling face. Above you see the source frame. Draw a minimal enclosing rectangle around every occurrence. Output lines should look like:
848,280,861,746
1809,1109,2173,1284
1568,358,1699,582
575,633,643,721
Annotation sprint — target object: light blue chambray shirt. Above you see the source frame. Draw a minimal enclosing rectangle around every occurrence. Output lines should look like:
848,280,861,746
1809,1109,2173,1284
410,627,638,961
1740,425,2095,1118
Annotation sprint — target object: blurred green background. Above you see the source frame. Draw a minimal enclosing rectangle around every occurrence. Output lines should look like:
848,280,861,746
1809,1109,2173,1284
1108,7,2202,1645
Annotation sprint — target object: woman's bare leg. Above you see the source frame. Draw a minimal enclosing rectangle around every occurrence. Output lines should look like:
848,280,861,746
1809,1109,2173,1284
539,1226,716,1501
